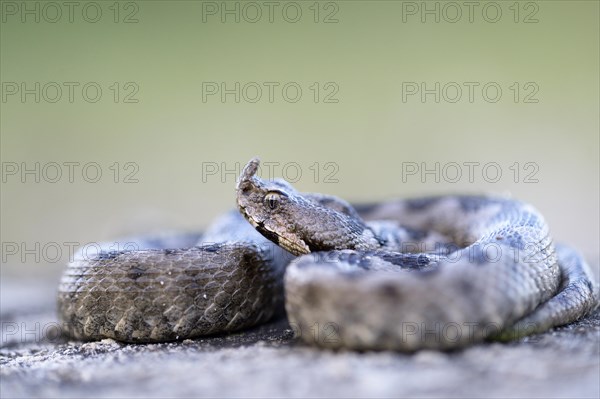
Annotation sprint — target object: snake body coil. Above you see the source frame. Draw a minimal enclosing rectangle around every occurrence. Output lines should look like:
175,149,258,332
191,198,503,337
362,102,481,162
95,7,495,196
58,158,598,350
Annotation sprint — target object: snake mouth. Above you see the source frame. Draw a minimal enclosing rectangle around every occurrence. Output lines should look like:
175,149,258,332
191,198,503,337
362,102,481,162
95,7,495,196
239,207,309,256
274,234,310,257
238,206,259,230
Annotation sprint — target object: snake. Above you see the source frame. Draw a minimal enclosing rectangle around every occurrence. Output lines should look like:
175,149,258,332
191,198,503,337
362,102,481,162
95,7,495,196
57,158,599,350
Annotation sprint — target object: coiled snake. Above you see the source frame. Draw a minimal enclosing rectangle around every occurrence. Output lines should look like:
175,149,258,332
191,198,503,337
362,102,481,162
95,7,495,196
58,158,599,350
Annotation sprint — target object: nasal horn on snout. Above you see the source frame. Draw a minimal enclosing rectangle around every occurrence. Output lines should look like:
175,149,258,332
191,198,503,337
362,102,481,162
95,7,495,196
236,157,261,191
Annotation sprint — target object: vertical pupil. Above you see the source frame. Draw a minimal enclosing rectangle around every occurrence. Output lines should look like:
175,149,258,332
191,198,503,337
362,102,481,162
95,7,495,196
269,198,276,209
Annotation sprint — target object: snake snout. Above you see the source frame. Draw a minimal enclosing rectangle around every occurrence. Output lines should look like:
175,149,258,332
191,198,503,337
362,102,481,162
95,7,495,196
237,157,261,191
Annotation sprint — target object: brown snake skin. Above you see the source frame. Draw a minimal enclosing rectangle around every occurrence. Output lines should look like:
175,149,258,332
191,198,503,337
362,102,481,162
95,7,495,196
57,158,599,350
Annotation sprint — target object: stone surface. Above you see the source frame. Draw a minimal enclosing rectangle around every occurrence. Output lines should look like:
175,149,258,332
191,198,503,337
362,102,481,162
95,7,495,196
1,278,599,398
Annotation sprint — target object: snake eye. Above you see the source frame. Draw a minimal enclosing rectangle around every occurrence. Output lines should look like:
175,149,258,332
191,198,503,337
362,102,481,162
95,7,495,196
264,192,282,210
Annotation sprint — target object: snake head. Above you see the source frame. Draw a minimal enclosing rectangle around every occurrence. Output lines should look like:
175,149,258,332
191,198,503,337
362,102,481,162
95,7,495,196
237,157,308,255
236,158,380,256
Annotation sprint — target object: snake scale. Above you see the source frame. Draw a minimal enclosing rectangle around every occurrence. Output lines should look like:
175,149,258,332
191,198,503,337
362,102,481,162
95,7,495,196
58,158,599,350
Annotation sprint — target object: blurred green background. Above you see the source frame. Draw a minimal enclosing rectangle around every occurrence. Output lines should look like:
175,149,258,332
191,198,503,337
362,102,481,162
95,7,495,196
1,0,598,280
